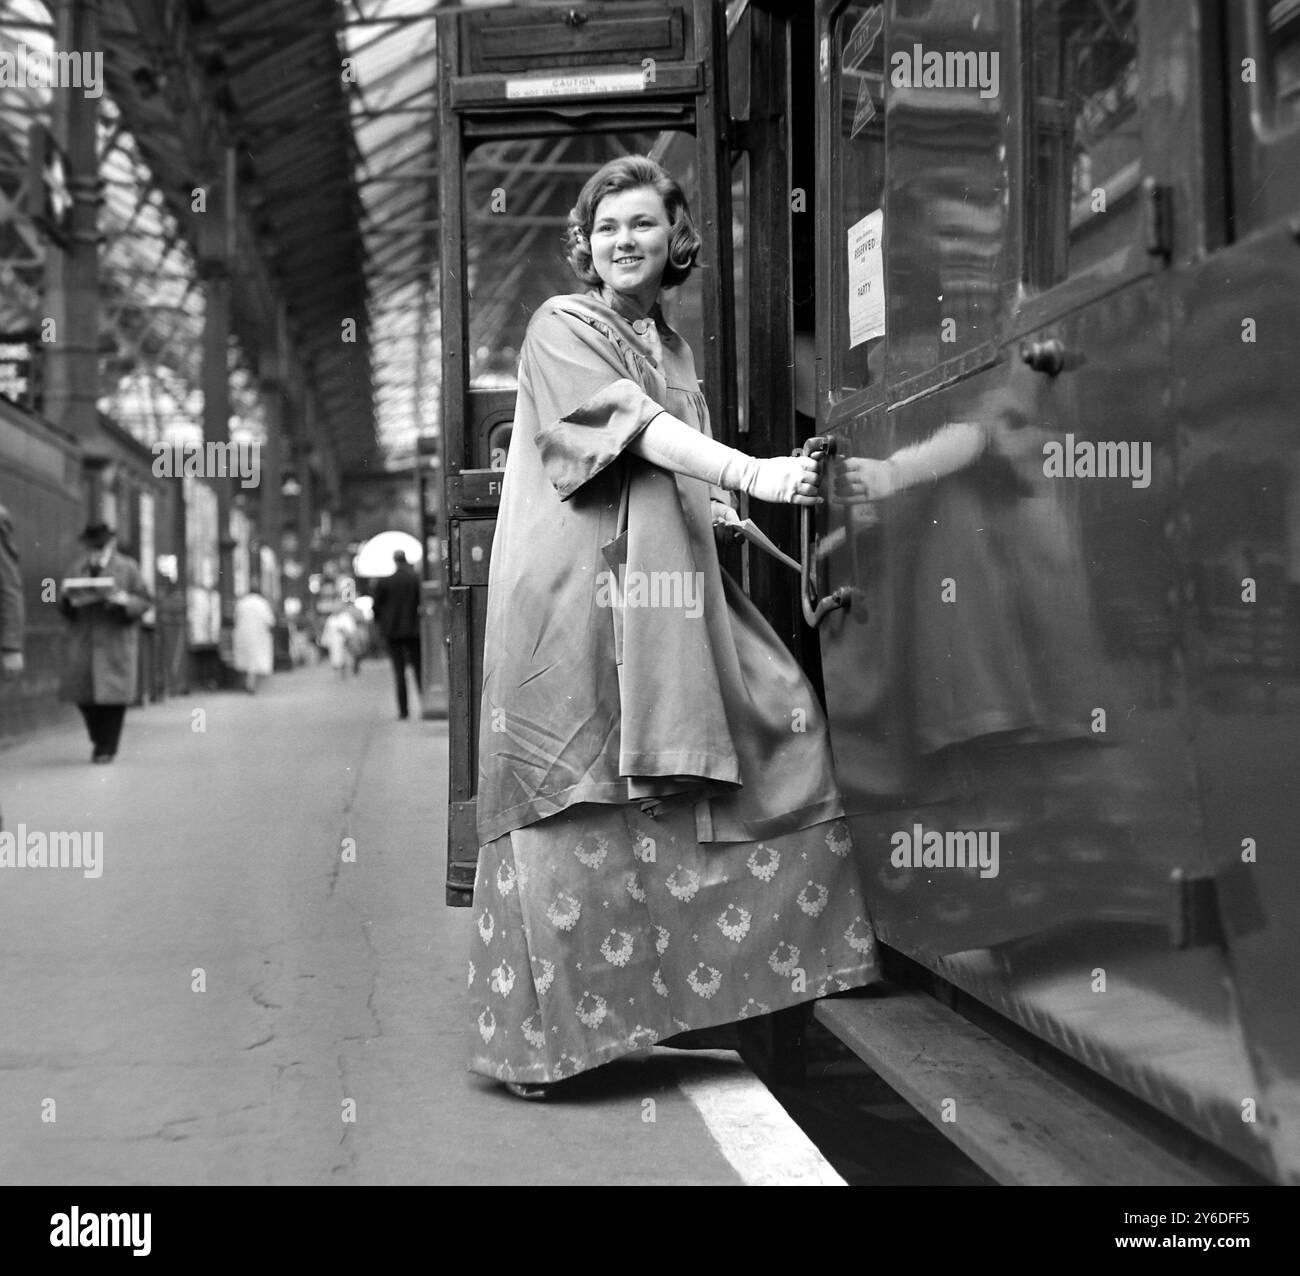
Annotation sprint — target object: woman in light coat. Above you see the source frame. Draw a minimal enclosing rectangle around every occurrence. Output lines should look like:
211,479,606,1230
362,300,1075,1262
469,157,878,1099
321,605,357,678
232,589,276,693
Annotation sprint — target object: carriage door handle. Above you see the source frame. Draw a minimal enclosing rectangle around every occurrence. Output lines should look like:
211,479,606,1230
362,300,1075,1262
1021,337,1066,375
798,435,850,628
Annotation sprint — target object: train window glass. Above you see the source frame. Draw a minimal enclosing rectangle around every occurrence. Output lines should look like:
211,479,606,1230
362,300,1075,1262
832,3,886,400
731,153,750,436
1025,0,1141,290
464,133,703,390
1260,0,1300,131
728,1,752,123
883,2,1008,383
644,131,706,364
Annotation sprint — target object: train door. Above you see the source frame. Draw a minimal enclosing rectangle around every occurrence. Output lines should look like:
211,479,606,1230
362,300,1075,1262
438,1,735,905
809,0,1279,1178
1170,0,1300,1182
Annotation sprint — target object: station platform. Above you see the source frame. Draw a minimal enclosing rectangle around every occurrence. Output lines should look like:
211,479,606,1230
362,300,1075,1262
0,660,842,1187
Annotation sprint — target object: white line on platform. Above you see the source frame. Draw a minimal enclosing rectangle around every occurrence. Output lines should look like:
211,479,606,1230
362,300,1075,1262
670,1053,845,1187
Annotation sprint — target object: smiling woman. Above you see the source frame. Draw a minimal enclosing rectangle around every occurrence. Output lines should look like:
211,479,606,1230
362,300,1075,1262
466,155,880,1099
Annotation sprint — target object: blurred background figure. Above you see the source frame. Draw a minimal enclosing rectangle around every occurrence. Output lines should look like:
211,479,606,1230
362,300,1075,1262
372,548,422,719
321,603,357,679
58,522,153,763
287,618,314,667
232,587,276,694
1,500,24,829
345,597,370,676
0,500,22,684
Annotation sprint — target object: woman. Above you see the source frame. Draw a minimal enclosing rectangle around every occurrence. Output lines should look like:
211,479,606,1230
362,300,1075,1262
469,157,878,1098
232,588,276,694
321,604,357,678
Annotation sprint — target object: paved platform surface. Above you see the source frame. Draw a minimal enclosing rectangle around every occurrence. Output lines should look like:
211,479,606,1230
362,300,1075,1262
0,660,839,1186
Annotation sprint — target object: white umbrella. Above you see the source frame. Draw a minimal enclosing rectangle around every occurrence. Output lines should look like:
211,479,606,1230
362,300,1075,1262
353,530,422,579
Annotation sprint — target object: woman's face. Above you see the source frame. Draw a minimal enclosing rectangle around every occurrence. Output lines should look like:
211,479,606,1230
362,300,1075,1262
589,185,671,312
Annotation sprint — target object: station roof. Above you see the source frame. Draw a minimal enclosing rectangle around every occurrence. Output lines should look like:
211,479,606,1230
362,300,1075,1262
100,0,378,473
6,1,737,476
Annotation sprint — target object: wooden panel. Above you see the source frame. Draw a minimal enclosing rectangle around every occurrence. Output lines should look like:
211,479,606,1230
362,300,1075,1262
447,799,479,905
452,518,496,588
450,65,702,111
464,4,687,74
815,992,1222,1186
446,469,505,517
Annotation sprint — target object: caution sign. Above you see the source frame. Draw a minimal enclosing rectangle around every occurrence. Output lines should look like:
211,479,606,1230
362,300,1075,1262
505,70,647,100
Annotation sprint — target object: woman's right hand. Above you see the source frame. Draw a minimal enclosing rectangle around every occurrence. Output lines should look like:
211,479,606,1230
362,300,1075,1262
741,452,824,505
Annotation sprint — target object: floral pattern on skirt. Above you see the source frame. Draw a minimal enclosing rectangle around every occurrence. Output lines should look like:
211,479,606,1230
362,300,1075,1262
467,802,879,1084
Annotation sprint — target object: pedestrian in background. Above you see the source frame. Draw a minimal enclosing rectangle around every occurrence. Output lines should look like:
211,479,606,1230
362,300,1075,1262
232,587,276,694
372,549,422,719
321,603,357,679
58,522,153,764
0,500,22,684
1,500,24,829
345,598,369,675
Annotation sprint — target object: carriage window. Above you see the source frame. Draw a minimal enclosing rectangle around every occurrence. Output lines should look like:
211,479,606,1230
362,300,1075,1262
883,2,1008,381
731,153,750,436
464,132,704,390
833,3,886,399
1259,0,1300,131
1025,0,1141,289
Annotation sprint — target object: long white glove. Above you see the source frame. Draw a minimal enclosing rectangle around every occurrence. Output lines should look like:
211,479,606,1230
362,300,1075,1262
629,414,823,505
838,421,988,501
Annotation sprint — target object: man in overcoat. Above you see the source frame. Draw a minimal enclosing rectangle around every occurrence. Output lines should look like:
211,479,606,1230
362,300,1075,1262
58,522,153,762
0,500,22,680
1,500,24,827
372,548,422,719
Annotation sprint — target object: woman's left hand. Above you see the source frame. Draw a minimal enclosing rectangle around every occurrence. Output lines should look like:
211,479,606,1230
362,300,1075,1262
711,499,743,540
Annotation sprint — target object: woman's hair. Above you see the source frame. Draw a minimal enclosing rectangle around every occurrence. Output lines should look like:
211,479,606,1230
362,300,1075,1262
564,155,702,289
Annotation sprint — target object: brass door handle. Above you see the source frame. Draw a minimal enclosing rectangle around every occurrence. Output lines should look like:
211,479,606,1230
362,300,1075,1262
1021,337,1066,375
798,435,850,628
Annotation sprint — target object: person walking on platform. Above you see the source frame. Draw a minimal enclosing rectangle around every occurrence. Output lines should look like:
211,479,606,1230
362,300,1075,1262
373,549,422,719
1,500,25,828
58,522,153,764
468,157,879,1100
232,587,276,694
321,603,357,679
0,501,22,685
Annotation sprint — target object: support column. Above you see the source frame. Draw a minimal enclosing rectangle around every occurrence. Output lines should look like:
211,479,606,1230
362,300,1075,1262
296,462,315,639
201,260,234,667
258,376,284,601
42,0,102,468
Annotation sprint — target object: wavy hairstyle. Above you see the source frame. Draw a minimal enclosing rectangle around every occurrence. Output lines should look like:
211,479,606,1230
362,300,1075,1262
564,156,702,290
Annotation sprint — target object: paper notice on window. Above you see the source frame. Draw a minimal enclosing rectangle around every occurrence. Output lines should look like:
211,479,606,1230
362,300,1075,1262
847,210,884,347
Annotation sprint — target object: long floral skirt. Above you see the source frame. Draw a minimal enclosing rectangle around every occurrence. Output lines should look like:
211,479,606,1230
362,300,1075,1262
467,801,879,1084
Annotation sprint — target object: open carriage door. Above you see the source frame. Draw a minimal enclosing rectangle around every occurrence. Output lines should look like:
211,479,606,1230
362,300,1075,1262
438,2,735,906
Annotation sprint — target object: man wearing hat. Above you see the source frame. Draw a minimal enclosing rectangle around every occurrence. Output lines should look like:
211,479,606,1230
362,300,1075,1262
58,521,153,763
0,501,22,682
372,548,423,719
1,500,23,830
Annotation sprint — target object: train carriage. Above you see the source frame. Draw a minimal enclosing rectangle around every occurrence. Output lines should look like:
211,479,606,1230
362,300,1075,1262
438,0,1299,1184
